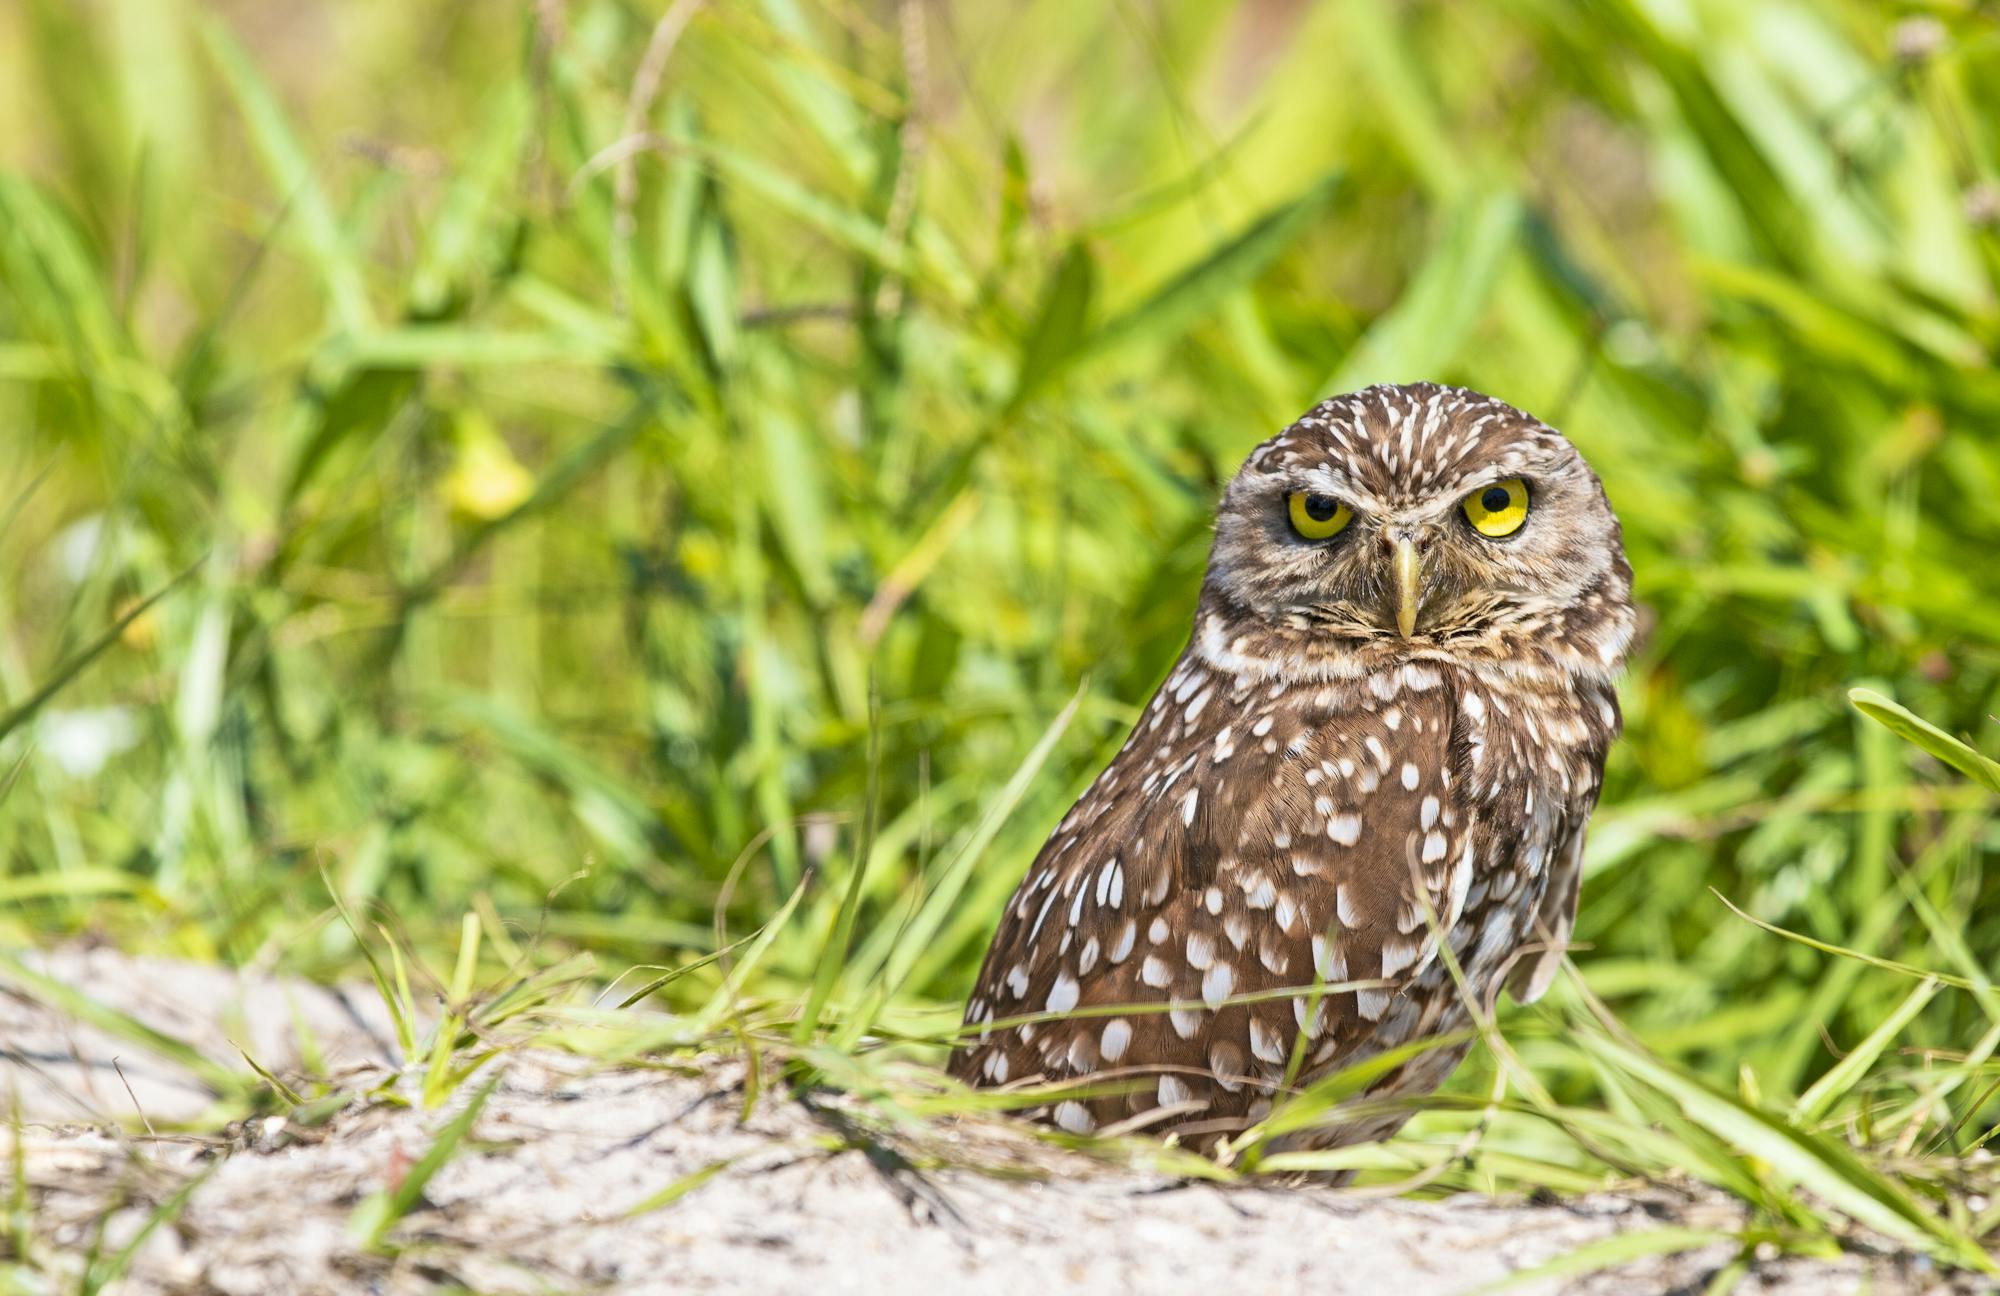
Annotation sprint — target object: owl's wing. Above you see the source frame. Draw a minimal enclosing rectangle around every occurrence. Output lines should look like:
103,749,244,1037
1504,771,1608,1004
1502,812,1582,1004
1504,683,1617,1005
951,656,1471,1142
948,655,1230,1092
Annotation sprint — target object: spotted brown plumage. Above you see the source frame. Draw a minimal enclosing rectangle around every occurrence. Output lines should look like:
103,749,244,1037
949,382,1634,1151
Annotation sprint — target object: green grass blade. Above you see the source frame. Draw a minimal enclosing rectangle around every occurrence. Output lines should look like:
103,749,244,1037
0,949,250,1101
200,17,374,333
625,1155,743,1217
1791,978,1940,1125
410,82,530,314
331,327,625,370
1579,1031,1995,1270
81,1163,216,1296
1713,890,1979,994
796,685,882,1046
879,683,1085,998
1328,189,1521,392
1471,1227,1740,1293
349,1072,500,1252
7,1093,29,1264
0,561,197,746
1849,688,2000,794
1086,173,1340,358
1006,242,1097,413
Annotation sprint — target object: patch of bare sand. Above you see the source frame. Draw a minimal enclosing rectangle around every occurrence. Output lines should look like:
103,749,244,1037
0,949,1963,1294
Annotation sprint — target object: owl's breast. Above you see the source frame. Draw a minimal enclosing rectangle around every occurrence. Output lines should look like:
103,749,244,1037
951,649,1618,1145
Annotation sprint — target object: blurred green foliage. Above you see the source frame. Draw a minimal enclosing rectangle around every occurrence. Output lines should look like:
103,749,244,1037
0,0,1996,1131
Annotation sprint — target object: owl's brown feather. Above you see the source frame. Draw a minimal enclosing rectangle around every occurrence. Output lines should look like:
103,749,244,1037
950,382,1632,1152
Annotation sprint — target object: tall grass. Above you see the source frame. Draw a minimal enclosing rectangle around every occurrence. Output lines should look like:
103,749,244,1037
0,0,1997,1276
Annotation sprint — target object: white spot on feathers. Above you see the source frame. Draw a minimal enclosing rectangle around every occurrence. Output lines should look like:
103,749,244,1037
1203,963,1235,1008
1029,888,1060,942
1054,1101,1094,1133
1249,1017,1285,1064
1293,997,1323,1038
1209,1041,1245,1092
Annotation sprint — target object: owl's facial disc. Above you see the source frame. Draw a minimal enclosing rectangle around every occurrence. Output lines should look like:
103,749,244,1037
1202,383,1634,680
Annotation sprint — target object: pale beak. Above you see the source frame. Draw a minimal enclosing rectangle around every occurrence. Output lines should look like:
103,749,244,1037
1393,536,1420,639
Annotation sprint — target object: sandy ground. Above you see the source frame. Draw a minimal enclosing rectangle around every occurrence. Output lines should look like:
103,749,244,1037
0,948,1973,1294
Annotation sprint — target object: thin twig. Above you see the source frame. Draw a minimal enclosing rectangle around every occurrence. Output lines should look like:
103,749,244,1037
111,1058,157,1139
528,0,569,210
740,302,855,329
872,0,928,320
573,131,674,194
613,0,707,314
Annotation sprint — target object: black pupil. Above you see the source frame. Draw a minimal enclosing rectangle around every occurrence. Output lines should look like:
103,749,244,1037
1481,486,1511,513
1302,494,1338,522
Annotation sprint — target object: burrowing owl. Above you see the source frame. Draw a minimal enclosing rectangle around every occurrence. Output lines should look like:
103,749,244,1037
949,382,1634,1151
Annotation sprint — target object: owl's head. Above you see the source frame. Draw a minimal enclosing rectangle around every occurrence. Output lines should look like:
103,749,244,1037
1200,383,1634,683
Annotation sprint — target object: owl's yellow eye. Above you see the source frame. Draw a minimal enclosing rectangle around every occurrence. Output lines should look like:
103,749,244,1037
1461,478,1530,538
1286,491,1352,540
